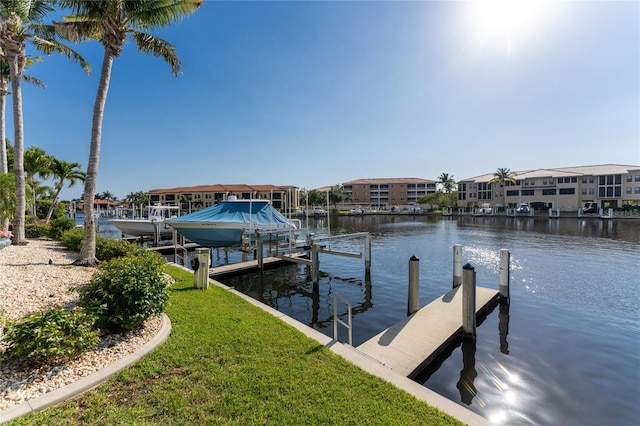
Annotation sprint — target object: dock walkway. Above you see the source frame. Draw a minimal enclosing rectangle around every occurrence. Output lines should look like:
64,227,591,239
357,286,499,378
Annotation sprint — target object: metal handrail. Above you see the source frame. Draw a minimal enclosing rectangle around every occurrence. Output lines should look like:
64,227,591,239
333,292,353,346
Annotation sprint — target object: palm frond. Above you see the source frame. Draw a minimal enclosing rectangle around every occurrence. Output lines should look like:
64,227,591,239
130,30,182,76
31,35,91,74
22,73,44,88
54,19,101,43
128,0,202,30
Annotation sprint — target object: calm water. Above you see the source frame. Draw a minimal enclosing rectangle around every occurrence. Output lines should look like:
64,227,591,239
94,213,640,425
219,215,640,426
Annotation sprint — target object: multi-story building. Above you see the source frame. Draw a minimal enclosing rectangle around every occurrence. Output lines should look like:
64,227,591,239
342,178,437,209
146,184,299,212
457,164,640,211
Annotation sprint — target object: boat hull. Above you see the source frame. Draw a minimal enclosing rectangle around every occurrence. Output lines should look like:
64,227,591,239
108,219,174,237
167,222,295,247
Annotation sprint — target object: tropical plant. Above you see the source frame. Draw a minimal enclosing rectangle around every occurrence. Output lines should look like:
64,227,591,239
78,251,169,331
96,190,117,202
328,184,349,209
488,167,517,211
55,0,202,266
437,172,456,194
0,170,13,226
0,0,89,245
45,158,85,223
1,307,99,365
23,146,51,217
124,190,149,206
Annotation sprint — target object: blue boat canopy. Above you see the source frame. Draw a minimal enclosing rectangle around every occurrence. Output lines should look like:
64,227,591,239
166,200,290,226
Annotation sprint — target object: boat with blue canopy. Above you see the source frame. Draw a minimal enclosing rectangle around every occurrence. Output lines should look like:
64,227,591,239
165,196,299,248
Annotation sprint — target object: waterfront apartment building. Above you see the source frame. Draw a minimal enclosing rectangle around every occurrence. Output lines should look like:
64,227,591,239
146,184,299,211
457,164,640,211
342,178,437,209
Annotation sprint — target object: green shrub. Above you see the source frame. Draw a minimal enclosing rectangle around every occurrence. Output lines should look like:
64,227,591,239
1,308,99,365
60,227,84,251
48,217,76,240
78,251,169,330
96,237,146,261
60,230,145,260
25,223,48,238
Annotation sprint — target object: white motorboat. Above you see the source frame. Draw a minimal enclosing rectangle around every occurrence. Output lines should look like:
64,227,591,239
165,197,299,247
516,203,532,216
109,204,180,237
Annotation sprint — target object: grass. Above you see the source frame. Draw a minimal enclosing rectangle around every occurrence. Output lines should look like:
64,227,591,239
8,265,463,425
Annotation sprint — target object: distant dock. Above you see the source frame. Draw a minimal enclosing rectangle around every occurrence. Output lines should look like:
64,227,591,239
357,286,500,378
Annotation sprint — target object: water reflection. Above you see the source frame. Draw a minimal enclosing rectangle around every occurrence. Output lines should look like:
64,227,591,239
457,336,478,405
229,265,374,332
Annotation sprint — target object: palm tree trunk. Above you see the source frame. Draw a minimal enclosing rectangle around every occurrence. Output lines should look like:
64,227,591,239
76,51,114,265
0,83,6,174
45,186,62,223
9,54,25,245
0,81,7,231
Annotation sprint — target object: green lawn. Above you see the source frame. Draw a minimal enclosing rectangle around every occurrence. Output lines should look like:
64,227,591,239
9,265,463,425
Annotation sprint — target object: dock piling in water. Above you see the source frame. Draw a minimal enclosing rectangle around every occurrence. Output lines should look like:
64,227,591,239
462,263,476,336
408,256,420,315
453,244,462,288
499,249,510,304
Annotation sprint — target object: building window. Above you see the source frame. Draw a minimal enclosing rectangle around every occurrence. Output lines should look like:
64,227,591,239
635,187,640,194
635,175,640,182
542,189,557,195
506,190,519,196
582,177,587,184
559,188,575,195
571,177,577,183
589,177,595,183
582,189,587,195
626,187,632,194
589,188,595,195
627,175,632,182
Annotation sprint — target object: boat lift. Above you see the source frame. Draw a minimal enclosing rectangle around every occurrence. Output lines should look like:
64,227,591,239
254,230,372,284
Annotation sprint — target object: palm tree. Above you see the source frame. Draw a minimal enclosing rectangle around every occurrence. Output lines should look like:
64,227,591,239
0,57,44,174
488,167,517,212
56,0,202,266
45,158,85,223
0,0,89,244
124,191,150,206
437,172,456,194
23,146,51,217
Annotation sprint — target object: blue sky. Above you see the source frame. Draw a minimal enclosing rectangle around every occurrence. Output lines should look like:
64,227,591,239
10,0,640,201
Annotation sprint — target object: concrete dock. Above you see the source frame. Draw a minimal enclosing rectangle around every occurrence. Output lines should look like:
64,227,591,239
357,285,499,378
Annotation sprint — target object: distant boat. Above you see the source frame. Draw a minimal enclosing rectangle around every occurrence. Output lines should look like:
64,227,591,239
474,203,494,216
165,197,299,248
109,204,180,237
516,203,532,216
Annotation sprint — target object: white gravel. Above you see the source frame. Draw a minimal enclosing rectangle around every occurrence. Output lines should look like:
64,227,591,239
0,239,163,411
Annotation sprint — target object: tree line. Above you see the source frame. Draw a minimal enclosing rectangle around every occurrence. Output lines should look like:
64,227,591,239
0,0,202,267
